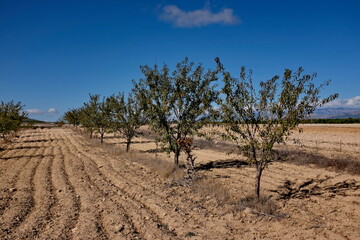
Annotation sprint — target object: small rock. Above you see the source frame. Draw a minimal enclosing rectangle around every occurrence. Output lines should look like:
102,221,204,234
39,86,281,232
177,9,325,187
115,224,125,233
243,208,252,215
9,188,17,193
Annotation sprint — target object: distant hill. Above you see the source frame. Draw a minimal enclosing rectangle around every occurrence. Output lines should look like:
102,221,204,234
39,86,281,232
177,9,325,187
312,108,360,119
23,118,46,123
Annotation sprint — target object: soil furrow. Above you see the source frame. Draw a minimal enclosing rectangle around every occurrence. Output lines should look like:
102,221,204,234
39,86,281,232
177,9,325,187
68,132,214,239
63,132,180,240
36,137,80,239
60,134,108,240
0,156,32,216
0,153,43,238
9,155,56,239
1,130,55,239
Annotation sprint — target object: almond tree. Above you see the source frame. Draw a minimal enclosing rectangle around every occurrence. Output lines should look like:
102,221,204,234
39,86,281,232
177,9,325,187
82,94,112,143
0,100,27,138
64,108,81,128
133,58,219,166
108,93,145,152
217,61,338,199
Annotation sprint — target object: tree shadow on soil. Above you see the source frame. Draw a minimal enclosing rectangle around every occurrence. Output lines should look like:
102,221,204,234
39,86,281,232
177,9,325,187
195,159,249,171
0,154,55,160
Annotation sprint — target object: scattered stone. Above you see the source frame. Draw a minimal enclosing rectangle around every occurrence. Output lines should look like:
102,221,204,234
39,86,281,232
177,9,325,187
243,208,252,215
115,224,125,233
9,188,17,193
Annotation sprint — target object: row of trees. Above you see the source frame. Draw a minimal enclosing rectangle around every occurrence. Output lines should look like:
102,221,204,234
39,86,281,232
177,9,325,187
64,93,144,151
301,118,360,124
0,101,27,139
64,57,338,198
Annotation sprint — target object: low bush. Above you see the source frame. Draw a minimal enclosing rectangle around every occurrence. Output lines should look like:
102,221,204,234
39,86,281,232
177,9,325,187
280,149,360,175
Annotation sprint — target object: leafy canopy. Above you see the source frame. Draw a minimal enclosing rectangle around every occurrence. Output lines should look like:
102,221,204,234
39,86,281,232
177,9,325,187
108,93,145,151
0,100,27,138
217,61,338,197
133,57,219,165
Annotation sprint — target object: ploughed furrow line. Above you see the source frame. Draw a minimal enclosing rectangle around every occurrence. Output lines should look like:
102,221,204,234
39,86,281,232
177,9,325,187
69,132,213,239
60,142,141,240
63,131,180,240
0,131,48,215
75,133,233,238
60,134,108,240
37,136,80,240
0,156,32,216
0,140,45,239
9,154,56,239
7,130,59,239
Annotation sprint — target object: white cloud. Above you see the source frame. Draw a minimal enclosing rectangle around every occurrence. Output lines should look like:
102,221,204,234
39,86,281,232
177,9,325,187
47,108,57,113
27,109,45,114
323,96,360,108
159,4,240,28
27,108,58,115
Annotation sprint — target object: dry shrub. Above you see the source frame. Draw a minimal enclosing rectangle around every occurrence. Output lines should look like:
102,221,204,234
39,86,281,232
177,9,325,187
75,129,184,180
126,152,185,179
238,195,278,216
280,149,360,175
191,177,231,205
194,138,237,153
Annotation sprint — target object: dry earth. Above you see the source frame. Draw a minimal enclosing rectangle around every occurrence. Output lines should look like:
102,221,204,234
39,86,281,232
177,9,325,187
1,126,360,239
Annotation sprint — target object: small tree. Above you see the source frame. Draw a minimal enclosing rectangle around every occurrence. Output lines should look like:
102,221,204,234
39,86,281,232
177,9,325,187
133,58,219,166
0,101,27,138
217,62,338,198
108,93,145,152
82,94,112,143
78,106,96,138
64,108,81,128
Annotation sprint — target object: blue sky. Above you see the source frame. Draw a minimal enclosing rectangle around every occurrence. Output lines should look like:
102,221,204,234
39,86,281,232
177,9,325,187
1,0,359,121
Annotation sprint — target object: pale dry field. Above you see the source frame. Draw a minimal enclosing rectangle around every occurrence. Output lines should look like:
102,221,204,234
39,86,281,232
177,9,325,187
1,125,360,239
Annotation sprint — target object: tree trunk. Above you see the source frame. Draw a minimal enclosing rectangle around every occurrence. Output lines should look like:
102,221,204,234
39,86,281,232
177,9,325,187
255,164,263,199
174,145,180,166
100,132,104,143
126,139,131,152
90,131,93,139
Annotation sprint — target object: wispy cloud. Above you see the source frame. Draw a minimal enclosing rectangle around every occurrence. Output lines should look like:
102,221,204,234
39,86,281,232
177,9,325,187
47,108,57,113
159,3,240,28
323,96,360,108
27,108,58,115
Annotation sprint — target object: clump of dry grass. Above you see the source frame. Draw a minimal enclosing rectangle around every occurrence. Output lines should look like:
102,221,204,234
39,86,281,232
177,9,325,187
75,128,185,180
127,151,185,179
191,177,231,205
193,138,237,153
238,195,278,216
280,149,360,175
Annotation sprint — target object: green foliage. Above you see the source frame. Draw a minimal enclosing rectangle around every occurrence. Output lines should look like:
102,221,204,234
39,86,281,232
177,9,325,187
0,100,27,138
81,94,113,143
133,57,219,165
55,117,65,127
64,108,82,128
108,93,145,151
216,60,338,198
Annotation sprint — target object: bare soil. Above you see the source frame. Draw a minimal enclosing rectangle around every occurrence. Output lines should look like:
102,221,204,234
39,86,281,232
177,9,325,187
1,126,360,239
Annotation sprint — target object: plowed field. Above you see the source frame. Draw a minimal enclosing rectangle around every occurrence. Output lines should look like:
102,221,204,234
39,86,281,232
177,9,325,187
1,127,360,239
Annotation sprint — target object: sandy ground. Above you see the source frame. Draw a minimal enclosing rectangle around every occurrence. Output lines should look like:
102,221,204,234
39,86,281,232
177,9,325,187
1,126,360,239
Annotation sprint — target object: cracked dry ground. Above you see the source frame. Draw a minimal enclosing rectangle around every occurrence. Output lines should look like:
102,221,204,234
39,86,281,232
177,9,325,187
1,128,360,240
